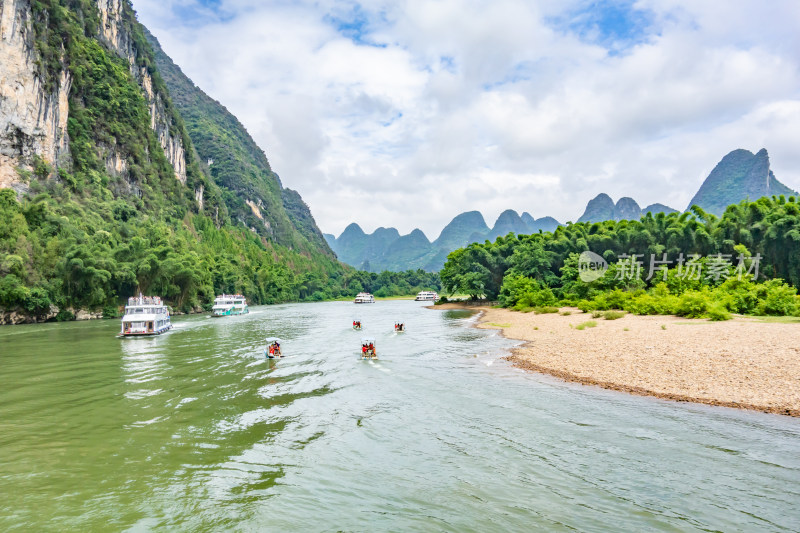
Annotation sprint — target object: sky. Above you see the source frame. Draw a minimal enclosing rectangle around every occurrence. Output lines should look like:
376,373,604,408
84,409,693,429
131,0,800,240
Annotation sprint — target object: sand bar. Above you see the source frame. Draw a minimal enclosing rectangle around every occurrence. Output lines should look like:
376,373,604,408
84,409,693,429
434,303,800,416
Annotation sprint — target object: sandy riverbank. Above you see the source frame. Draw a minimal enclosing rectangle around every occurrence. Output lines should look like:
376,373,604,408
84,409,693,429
433,303,800,416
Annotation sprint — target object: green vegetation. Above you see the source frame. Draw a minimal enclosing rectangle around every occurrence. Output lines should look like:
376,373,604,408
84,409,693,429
0,186,440,314
602,310,626,320
441,197,800,321
574,321,597,330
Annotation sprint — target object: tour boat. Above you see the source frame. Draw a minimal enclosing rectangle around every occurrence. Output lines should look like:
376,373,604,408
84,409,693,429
211,294,249,317
119,294,172,337
415,291,440,301
394,321,405,333
352,318,362,330
354,292,375,304
361,337,377,359
264,337,283,359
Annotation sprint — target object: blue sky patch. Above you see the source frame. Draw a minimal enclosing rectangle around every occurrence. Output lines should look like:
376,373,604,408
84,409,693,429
169,0,235,25
323,3,387,47
550,0,656,54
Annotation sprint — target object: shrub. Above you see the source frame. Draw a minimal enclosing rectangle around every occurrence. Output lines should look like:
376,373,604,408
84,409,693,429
575,320,597,330
101,303,119,318
534,306,559,314
626,293,677,315
676,290,713,319
23,287,52,315
603,310,626,320
706,303,732,321
716,277,758,314
512,287,558,311
755,280,799,316
55,309,74,321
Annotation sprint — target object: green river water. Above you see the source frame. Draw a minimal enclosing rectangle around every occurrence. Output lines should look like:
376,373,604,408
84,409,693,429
1,300,799,531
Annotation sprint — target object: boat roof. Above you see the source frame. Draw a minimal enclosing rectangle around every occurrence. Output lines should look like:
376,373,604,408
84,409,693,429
361,337,376,343
265,337,282,343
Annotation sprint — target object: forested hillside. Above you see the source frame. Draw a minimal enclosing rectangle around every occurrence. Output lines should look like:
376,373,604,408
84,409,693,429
0,0,345,322
144,29,332,254
441,197,800,319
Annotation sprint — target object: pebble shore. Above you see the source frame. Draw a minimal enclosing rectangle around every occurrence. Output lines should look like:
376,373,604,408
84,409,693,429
435,304,800,416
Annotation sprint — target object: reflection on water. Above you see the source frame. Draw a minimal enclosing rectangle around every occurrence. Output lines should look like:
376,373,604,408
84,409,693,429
1,301,799,531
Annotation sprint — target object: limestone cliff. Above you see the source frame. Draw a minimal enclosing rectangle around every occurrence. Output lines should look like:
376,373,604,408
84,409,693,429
94,0,187,186
0,0,189,197
0,0,70,191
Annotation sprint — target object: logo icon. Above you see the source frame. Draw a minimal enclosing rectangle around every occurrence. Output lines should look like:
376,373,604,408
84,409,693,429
578,251,608,282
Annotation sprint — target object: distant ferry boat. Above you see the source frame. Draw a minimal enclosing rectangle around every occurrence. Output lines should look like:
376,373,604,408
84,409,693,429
211,294,249,317
354,292,375,304
415,291,440,301
120,294,172,337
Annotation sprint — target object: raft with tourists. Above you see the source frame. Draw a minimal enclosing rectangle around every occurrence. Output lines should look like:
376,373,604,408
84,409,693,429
119,294,172,337
265,337,283,359
361,338,377,359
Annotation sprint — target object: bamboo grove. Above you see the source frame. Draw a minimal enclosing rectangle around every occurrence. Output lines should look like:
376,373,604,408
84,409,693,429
440,196,800,319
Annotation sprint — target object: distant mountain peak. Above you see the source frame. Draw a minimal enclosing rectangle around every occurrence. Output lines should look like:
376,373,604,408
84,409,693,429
688,148,797,215
579,194,676,223
520,212,536,227
433,210,489,250
577,193,616,223
408,228,429,241
341,222,365,236
487,209,528,240
614,197,642,221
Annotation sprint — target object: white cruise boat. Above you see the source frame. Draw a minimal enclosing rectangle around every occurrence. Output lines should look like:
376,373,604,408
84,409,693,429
354,292,375,304
415,291,440,301
211,294,249,317
120,294,172,337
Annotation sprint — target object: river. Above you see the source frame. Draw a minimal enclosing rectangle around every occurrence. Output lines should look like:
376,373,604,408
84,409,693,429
1,300,799,531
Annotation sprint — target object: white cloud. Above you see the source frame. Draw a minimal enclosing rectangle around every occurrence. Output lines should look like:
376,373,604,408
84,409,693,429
132,0,800,238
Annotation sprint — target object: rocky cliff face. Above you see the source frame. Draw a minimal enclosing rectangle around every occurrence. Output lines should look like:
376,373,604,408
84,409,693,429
94,0,187,186
0,0,70,191
0,0,190,197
